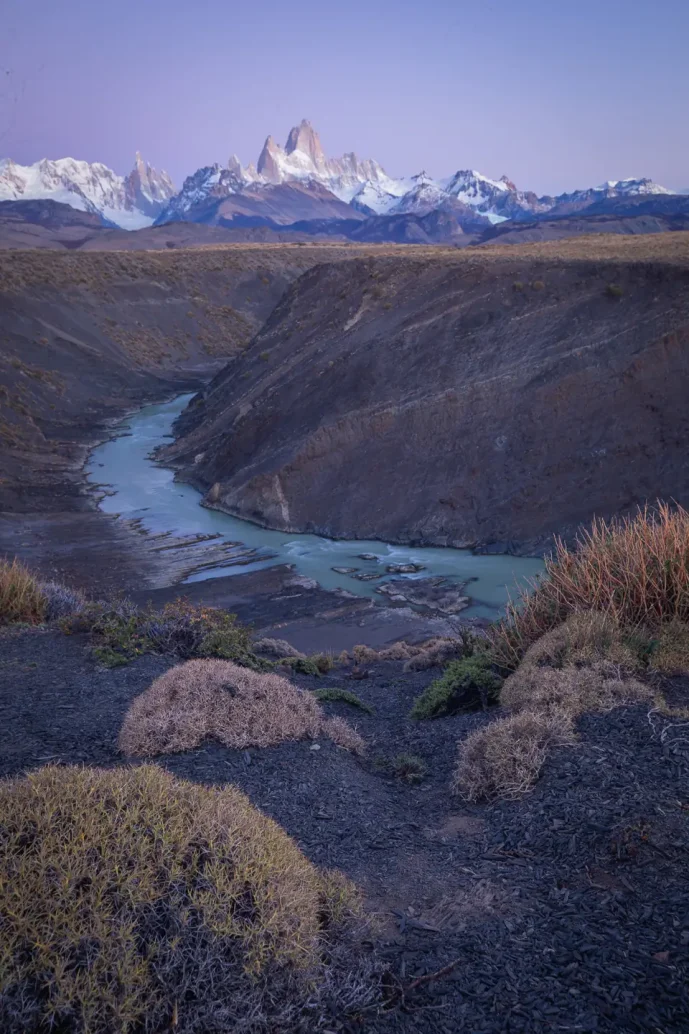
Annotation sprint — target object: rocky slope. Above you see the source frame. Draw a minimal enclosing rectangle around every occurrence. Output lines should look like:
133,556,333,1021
163,233,689,552
0,244,386,511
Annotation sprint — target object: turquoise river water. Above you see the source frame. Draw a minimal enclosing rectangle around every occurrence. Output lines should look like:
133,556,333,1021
87,394,543,619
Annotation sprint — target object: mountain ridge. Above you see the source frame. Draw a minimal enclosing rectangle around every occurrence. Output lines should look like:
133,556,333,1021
1,119,682,237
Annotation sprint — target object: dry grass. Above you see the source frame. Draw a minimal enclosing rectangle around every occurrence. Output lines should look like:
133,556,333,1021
512,611,643,674
118,659,365,757
0,557,45,624
0,764,374,1033
452,711,575,802
454,610,656,803
346,637,464,670
490,503,689,668
501,661,653,718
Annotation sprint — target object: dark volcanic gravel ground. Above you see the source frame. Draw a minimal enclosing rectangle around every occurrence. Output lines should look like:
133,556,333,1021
1,627,689,1032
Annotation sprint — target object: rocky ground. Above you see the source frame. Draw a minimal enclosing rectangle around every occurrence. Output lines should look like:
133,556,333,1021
1,624,688,1033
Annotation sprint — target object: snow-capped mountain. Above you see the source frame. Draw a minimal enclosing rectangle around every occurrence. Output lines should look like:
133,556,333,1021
0,155,175,229
2,120,678,237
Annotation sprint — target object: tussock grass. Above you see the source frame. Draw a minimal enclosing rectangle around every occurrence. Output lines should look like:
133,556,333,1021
501,660,653,718
452,711,575,802
119,659,365,756
490,503,689,669
0,558,45,624
0,765,374,1033
650,619,689,675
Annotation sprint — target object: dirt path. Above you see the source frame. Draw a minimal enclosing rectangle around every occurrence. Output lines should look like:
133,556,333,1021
2,626,688,1032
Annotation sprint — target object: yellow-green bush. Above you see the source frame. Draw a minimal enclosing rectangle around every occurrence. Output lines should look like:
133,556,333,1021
0,765,374,1033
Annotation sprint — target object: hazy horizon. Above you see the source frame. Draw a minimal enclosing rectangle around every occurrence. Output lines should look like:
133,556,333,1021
2,0,688,195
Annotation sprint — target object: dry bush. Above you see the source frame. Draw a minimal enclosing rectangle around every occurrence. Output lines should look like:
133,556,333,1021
0,558,45,625
490,503,689,668
377,641,413,661
352,644,379,664
452,711,575,802
119,659,365,756
253,636,305,659
0,765,376,1033
515,611,643,673
501,661,653,718
403,637,464,671
650,619,689,675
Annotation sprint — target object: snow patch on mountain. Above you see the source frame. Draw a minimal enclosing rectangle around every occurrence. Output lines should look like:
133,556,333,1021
0,155,175,228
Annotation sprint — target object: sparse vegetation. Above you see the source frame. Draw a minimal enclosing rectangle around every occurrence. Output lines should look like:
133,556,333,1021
390,753,428,784
606,282,624,298
490,503,689,669
0,764,374,1033
512,281,524,291
313,688,374,714
119,659,365,756
410,653,502,719
531,280,545,290
63,596,260,668
649,618,689,675
259,350,270,361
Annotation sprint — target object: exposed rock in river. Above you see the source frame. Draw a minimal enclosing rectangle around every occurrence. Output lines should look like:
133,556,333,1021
161,236,689,551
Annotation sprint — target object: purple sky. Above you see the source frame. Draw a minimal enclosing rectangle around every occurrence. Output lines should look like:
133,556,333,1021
2,0,687,195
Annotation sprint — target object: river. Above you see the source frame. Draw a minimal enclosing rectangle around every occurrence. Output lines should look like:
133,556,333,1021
87,394,544,618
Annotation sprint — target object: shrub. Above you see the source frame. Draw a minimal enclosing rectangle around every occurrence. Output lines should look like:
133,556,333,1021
66,596,258,668
0,558,45,625
38,580,86,622
606,282,624,298
0,765,375,1033
452,710,575,802
259,351,270,361
119,659,365,756
313,688,374,714
280,656,321,676
410,654,502,719
390,753,428,784
352,644,379,665
490,503,689,669
531,280,545,290
403,636,466,671
512,281,524,291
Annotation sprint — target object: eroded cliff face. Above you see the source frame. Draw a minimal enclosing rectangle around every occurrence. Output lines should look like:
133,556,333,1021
0,244,378,511
164,235,689,551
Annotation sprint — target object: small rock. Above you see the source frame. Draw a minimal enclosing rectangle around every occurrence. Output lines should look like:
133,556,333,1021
332,566,359,575
310,743,321,751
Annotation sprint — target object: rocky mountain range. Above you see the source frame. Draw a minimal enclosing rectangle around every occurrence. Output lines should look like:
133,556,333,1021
0,120,684,241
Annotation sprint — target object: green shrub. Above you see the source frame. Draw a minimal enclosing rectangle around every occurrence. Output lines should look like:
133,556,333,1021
606,282,624,298
410,654,502,719
512,281,524,291
0,765,373,1033
313,688,374,714
259,351,270,361
280,655,331,677
531,280,545,291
